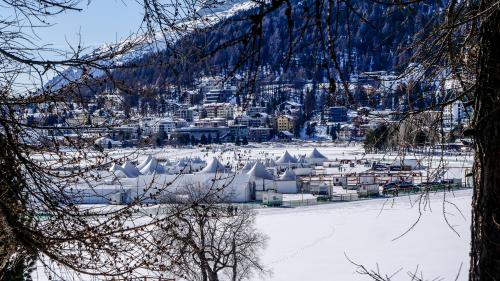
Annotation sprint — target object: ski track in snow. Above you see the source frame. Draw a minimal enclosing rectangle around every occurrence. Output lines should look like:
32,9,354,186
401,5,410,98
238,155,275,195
254,189,471,281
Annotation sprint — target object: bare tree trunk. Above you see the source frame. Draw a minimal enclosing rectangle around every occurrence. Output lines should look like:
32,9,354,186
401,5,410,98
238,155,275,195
469,2,500,279
0,207,16,274
0,135,24,275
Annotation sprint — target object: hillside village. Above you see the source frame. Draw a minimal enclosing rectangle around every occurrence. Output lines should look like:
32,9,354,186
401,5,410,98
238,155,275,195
23,70,471,149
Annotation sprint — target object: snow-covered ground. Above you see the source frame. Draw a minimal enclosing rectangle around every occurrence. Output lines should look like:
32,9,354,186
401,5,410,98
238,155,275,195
255,189,471,281
31,190,472,281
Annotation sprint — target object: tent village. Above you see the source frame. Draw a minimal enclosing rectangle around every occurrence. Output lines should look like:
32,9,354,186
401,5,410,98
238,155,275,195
71,147,466,206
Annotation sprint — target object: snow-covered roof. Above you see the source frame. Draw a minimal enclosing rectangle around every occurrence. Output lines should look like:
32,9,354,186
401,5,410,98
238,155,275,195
247,162,274,180
95,137,121,146
276,150,298,164
284,101,302,107
280,131,294,137
306,148,327,159
279,169,296,181
199,157,227,173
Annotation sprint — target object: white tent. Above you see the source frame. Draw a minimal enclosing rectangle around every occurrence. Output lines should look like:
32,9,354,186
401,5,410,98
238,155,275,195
279,169,297,181
139,157,166,175
176,158,189,167
109,163,129,178
297,155,308,165
241,161,254,172
306,148,328,165
192,157,205,164
307,148,327,159
265,158,277,167
276,169,298,193
275,150,298,165
247,162,275,195
247,162,275,180
199,157,227,174
137,155,153,170
117,172,252,203
121,161,140,177
191,157,206,171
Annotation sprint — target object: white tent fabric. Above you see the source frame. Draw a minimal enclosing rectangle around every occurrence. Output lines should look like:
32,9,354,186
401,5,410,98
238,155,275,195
297,155,307,164
139,157,166,175
247,161,275,180
192,157,205,164
199,157,227,173
121,161,140,177
241,161,254,172
109,163,129,178
307,148,328,159
176,158,189,167
137,155,153,170
265,159,276,167
279,169,297,181
275,150,298,164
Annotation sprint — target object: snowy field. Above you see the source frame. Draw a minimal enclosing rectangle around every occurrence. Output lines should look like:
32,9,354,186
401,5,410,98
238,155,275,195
31,190,472,281
255,189,471,281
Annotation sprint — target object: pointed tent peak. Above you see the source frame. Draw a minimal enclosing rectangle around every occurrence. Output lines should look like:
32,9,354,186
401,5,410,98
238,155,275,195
137,155,153,170
241,161,254,172
276,150,298,164
139,157,166,175
307,148,327,159
109,163,129,178
247,161,275,180
121,161,140,177
265,158,276,167
176,158,189,167
279,169,297,181
199,157,227,173
297,155,307,164
192,157,205,164
109,162,124,172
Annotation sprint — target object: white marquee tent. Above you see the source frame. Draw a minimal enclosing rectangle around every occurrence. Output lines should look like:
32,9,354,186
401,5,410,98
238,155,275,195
199,157,228,174
306,148,328,165
122,161,140,177
137,155,153,170
275,150,298,167
276,169,298,193
109,163,129,178
139,157,166,175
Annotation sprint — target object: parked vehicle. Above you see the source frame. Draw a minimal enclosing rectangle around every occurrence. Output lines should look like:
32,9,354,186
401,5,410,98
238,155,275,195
383,180,419,192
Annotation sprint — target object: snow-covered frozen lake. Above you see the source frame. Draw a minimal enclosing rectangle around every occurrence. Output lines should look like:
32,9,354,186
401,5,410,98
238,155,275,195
32,189,472,281
255,189,471,281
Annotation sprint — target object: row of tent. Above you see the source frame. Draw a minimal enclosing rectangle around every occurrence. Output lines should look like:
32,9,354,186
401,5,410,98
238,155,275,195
109,155,208,178
241,160,297,181
108,148,328,179
274,148,328,166
109,155,299,182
